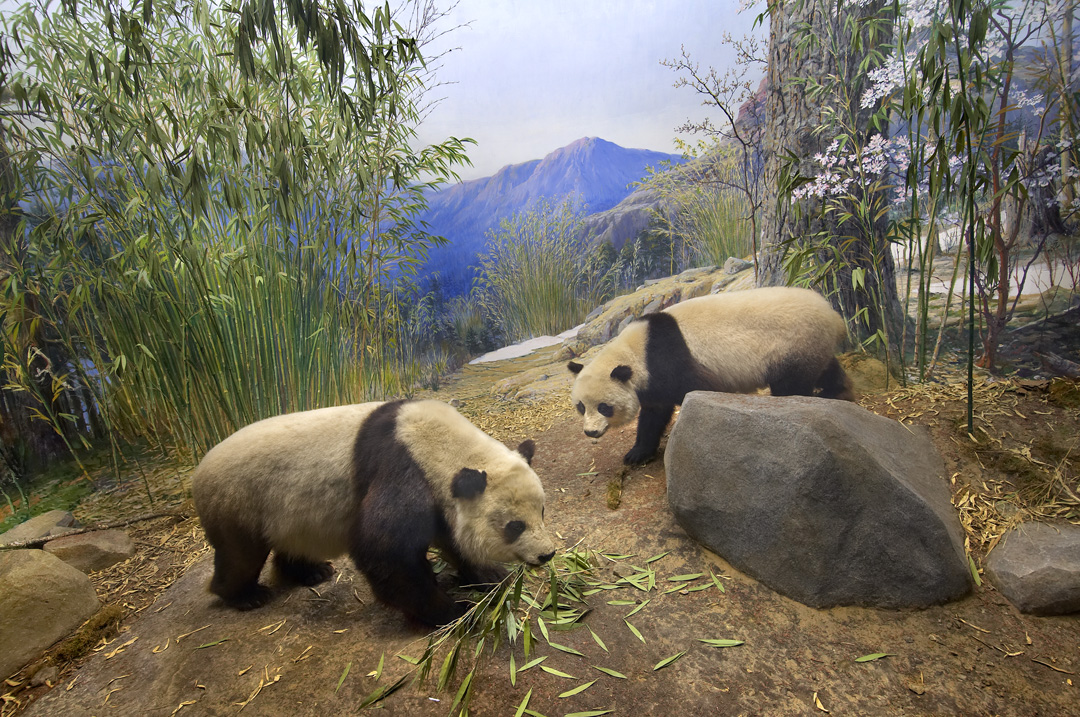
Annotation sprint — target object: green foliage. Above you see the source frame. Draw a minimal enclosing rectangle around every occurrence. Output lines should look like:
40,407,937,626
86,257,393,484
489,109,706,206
0,0,471,468
476,198,607,343
648,149,756,269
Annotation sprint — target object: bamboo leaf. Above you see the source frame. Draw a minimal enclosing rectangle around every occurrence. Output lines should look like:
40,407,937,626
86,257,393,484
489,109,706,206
969,555,982,586
540,665,577,679
358,674,408,709
644,551,669,563
537,617,550,643
710,572,726,593
559,679,597,698
589,628,608,653
449,669,474,713
564,711,613,717
548,642,586,657
624,620,645,644
514,689,532,717
335,662,351,693
510,652,517,687
855,653,895,663
592,666,627,679
653,651,686,670
668,573,704,582
374,653,384,680
518,656,547,672
625,599,650,618
699,639,744,648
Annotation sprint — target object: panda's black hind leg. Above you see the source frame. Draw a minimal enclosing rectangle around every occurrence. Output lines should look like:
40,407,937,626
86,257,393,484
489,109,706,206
206,527,272,610
816,356,856,401
273,553,335,586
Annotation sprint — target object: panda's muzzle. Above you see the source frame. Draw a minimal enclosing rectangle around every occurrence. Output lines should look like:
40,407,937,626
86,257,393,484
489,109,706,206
537,550,556,564
584,427,606,439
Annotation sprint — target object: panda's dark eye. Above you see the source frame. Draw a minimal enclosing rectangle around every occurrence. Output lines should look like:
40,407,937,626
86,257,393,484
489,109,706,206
597,403,614,418
576,401,585,415
504,520,526,543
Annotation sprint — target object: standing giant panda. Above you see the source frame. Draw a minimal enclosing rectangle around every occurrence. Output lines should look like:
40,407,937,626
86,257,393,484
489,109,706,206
192,399,556,627
568,287,855,465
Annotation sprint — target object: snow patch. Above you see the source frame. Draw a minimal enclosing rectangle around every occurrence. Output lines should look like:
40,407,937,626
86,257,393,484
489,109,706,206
469,325,581,365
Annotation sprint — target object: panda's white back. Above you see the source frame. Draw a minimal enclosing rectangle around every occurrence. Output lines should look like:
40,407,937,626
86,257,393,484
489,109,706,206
192,403,383,561
663,288,844,384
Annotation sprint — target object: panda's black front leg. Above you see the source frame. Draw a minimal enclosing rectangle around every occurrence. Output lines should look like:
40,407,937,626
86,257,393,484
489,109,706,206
624,403,675,465
354,547,465,628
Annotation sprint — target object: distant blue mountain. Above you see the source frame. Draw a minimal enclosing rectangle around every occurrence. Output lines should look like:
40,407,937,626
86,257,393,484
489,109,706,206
418,137,683,294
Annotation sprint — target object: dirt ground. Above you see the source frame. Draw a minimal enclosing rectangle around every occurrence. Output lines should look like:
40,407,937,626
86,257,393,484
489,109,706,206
4,337,1080,716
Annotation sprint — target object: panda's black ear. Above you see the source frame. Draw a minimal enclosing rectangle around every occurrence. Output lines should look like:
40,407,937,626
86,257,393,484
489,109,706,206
452,468,487,500
610,365,633,383
516,439,535,465
567,361,584,375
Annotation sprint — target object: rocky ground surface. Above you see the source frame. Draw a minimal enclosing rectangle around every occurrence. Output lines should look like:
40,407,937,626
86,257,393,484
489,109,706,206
3,265,1079,717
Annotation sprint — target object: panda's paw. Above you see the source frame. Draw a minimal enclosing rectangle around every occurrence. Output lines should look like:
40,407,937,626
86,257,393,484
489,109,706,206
223,584,273,611
458,564,508,588
274,555,335,586
292,560,335,586
623,445,657,465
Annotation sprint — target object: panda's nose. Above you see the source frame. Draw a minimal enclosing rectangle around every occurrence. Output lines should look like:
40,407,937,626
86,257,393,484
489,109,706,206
538,550,556,564
584,429,602,438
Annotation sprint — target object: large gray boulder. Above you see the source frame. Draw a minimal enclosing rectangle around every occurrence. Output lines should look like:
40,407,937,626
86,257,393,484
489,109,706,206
0,549,100,679
985,522,1080,615
666,392,972,608
44,530,136,574
0,509,80,546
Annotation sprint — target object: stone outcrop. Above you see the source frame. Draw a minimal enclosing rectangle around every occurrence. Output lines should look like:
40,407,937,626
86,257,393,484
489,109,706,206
665,392,972,608
985,522,1080,615
0,549,100,679
44,529,136,574
560,265,755,358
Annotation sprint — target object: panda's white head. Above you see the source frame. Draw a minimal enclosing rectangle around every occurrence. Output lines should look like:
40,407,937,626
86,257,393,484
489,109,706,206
567,360,641,439
449,440,557,567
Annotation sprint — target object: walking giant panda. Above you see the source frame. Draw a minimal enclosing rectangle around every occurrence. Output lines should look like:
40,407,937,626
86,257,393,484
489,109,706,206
568,287,855,465
192,399,556,627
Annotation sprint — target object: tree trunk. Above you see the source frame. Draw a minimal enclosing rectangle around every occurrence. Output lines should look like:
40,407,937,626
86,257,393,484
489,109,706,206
757,0,905,350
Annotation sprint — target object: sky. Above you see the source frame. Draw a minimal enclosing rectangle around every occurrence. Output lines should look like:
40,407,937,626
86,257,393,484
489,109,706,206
413,0,769,180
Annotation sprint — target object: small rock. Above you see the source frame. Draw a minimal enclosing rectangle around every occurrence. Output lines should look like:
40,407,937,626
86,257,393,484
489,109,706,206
985,522,1080,615
723,257,753,274
30,665,59,688
0,550,100,679
0,510,81,547
44,530,136,574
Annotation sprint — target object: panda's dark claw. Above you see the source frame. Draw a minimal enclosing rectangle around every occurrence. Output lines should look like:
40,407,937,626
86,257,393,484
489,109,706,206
221,584,273,611
623,446,657,465
274,554,335,586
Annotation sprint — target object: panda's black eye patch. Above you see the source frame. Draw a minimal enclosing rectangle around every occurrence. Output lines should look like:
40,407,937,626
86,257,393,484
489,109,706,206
597,403,614,418
504,520,526,543
576,401,585,415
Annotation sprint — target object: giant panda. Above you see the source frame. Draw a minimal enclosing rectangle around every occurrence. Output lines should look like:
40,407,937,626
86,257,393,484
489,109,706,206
192,399,556,627
568,287,855,465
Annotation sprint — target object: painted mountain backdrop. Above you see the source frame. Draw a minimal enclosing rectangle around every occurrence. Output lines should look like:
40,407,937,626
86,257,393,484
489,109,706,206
418,136,683,293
